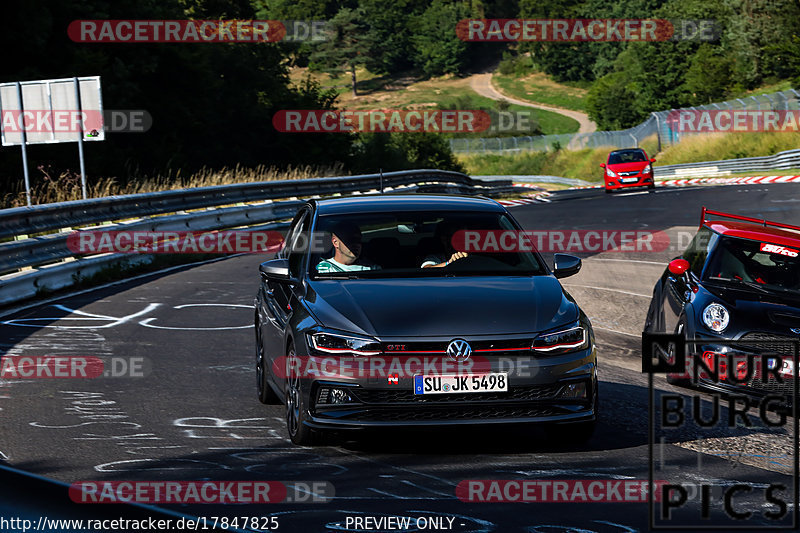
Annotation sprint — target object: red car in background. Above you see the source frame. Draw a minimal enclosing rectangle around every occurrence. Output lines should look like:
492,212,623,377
601,148,656,193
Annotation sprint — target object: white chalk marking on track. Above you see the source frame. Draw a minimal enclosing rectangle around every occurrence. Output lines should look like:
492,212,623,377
584,258,665,266
139,303,253,330
592,326,640,338
0,254,242,321
562,283,650,298
2,303,162,329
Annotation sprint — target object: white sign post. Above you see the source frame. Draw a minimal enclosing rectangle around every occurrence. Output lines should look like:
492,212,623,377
0,76,104,205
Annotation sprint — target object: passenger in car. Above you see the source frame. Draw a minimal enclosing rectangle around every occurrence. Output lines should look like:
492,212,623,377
316,222,377,273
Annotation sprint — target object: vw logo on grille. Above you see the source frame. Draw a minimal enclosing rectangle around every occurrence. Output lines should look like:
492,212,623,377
446,339,472,362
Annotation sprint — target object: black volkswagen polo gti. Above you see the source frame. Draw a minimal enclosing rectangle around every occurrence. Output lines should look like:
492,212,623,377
645,208,800,397
255,194,598,444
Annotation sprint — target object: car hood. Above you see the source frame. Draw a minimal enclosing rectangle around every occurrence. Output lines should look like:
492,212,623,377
304,276,578,338
608,161,649,172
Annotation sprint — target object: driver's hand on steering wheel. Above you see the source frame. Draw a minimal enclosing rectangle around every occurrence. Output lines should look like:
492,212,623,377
448,251,468,264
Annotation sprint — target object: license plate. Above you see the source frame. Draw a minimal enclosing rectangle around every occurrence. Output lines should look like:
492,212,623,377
780,359,795,377
619,177,639,183
413,373,508,395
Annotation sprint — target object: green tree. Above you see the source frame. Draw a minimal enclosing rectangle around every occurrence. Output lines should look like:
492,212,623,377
585,71,644,129
309,7,374,96
684,45,735,104
359,0,419,74
411,0,471,77
721,0,800,88
353,132,465,173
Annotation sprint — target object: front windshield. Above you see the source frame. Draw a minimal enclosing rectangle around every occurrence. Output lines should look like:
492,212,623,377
704,236,800,294
309,210,545,278
608,150,646,164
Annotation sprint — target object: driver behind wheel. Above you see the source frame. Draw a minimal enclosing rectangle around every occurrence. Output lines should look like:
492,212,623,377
420,221,469,268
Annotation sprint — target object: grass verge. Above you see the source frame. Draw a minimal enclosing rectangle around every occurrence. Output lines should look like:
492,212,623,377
1,164,345,209
291,68,580,135
492,72,588,112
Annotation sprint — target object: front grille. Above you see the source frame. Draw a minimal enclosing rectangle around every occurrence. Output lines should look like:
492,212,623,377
353,383,565,404
619,171,639,176
381,338,532,356
737,333,800,395
747,376,796,395
739,333,798,357
355,405,563,422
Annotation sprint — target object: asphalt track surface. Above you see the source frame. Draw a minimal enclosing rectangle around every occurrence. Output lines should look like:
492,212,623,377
1,183,799,532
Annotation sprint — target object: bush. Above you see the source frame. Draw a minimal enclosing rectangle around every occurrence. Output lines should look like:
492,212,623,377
352,132,465,174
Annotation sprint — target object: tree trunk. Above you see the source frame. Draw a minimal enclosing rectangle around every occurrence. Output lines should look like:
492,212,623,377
351,65,357,97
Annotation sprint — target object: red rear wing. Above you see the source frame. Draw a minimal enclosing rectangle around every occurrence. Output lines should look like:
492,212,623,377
700,206,800,233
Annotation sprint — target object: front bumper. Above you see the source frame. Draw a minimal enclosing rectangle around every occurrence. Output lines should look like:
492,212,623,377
301,347,598,429
605,175,654,190
670,337,799,399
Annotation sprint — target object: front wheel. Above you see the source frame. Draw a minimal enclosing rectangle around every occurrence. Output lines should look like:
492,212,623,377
285,343,317,445
666,322,690,386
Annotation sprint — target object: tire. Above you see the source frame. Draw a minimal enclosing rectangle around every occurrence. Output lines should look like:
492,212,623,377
648,183,656,190
604,188,612,194
643,282,665,334
666,322,690,386
284,342,317,445
256,314,280,404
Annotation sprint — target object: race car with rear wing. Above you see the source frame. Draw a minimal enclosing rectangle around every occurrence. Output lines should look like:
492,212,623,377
644,207,800,397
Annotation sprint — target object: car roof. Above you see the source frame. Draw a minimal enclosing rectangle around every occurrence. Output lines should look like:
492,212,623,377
609,148,645,154
707,221,800,249
311,194,506,215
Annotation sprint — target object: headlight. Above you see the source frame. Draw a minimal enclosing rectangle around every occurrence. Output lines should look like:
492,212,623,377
606,168,617,178
309,332,381,356
643,165,652,174
702,303,729,333
532,325,588,354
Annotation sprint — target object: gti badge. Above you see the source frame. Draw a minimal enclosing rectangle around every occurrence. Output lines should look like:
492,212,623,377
446,339,472,362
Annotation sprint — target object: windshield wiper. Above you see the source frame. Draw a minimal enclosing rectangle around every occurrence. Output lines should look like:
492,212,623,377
707,276,777,294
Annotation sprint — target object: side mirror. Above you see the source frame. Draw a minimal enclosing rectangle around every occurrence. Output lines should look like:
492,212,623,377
668,258,690,276
650,158,656,163
599,163,606,168
553,253,582,279
260,259,293,282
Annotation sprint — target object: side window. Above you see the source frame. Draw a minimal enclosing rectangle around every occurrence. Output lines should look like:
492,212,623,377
287,211,311,276
682,227,717,277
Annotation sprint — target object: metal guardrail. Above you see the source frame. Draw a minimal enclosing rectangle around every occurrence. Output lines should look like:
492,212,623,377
0,170,514,307
653,148,800,179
